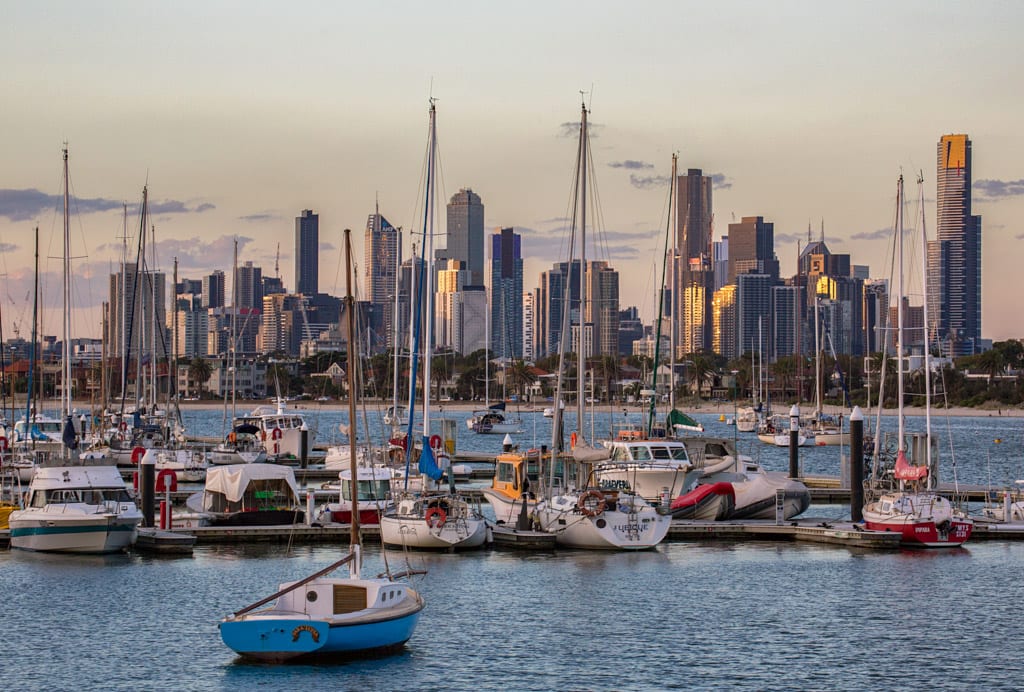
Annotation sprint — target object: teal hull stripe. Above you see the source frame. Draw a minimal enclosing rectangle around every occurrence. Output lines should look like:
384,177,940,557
11,525,136,537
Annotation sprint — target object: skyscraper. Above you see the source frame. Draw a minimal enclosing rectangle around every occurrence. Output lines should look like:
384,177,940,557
445,189,485,285
727,216,779,284
365,207,402,351
202,270,225,309
490,228,523,360
235,261,263,310
929,134,982,356
295,209,319,296
676,168,715,354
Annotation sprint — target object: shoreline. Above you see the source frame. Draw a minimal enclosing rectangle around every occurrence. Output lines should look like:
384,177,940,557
148,399,1024,419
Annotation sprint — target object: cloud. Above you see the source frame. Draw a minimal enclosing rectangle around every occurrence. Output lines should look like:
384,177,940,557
517,224,656,263
629,174,671,190
974,178,1024,199
556,121,603,138
239,212,280,223
851,227,892,241
1016,232,1024,240
319,241,336,252
0,188,214,221
0,242,18,253
710,173,732,190
774,232,805,244
608,160,653,170
536,216,570,226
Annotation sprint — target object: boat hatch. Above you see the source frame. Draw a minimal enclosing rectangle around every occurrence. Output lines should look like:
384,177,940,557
333,584,368,614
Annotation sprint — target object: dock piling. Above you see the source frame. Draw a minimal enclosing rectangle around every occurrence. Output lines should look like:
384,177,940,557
789,404,800,479
850,405,864,522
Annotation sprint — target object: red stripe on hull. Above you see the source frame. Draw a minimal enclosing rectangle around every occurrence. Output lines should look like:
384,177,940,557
330,509,383,525
863,518,972,548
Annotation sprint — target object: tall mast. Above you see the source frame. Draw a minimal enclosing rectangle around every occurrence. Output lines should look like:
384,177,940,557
647,153,675,437
391,226,402,422
576,99,587,430
120,203,129,402
896,174,905,451
343,227,361,575
669,154,677,413
62,145,72,423
231,238,238,417
172,257,179,412
27,227,38,430
149,223,158,409
422,99,437,440
135,187,148,412
917,172,933,478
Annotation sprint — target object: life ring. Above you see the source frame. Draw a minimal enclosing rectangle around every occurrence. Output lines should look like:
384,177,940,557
570,432,577,449
577,489,606,517
155,468,178,492
131,446,146,465
119,421,128,432
425,506,447,528
260,430,267,441
0,435,8,453
429,434,442,450
271,428,283,441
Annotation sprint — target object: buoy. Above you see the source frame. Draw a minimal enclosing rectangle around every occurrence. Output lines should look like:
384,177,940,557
995,438,1002,444
719,414,725,422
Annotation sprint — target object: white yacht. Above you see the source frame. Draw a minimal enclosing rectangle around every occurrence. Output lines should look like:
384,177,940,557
8,466,142,553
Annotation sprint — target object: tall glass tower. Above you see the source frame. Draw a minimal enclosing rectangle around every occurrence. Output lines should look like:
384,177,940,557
295,209,319,296
445,189,485,286
490,228,523,360
929,134,982,356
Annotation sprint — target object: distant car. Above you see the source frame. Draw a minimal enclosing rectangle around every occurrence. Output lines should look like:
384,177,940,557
586,397,599,404
316,396,331,402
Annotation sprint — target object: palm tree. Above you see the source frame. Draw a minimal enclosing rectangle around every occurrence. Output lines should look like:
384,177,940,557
430,354,452,402
507,359,537,401
686,353,714,400
187,357,212,398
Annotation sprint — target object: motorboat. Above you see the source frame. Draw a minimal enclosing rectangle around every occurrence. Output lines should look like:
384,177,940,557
186,463,304,526
467,402,522,435
756,415,814,447
382,405,408,428
317,465,394,525
978,481,1024,523
209,423,267,465
234,399,311,462
669,482,736,520
481,450,543,525
594,434,702,502
680,437,810,520
735,406,759,434
8,465,142,553
12,413,64,444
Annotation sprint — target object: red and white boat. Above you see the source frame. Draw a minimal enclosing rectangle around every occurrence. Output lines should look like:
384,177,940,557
862,175,972,549
862,452,972,547
319,465,394,525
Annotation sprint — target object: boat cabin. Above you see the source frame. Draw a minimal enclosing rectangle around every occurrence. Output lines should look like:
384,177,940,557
607,440,690,463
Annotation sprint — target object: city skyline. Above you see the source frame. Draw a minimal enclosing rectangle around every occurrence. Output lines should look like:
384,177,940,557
1,3,1022,343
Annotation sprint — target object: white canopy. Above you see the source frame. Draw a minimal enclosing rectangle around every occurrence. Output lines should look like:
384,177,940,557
204,464,299,503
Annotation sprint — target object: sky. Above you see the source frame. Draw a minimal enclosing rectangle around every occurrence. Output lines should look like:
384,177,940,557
2,1,1022,345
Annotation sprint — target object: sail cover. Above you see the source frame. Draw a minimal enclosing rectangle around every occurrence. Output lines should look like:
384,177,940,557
893,449,929,481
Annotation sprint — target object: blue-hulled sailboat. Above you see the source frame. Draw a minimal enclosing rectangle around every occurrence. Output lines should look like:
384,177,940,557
218,229,424,663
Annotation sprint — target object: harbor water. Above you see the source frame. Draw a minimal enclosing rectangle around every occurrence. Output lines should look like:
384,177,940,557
2,408,1022,690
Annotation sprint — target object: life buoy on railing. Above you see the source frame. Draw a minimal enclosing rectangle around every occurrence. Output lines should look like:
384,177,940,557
131,446,146,465
570,432,577,449
155,468,178,492
0,435,8,453
271,428,283,441
119,421,128,432
429,434,442,450
425,506,447,528
577,489,606,518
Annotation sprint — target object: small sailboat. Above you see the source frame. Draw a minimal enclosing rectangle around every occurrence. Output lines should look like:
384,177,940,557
219,228,424,663
861,174,972,548
380,100,487,551
532,101,670,550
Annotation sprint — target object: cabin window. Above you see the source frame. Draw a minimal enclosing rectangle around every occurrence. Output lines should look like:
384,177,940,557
651,447,671,460
497,463,515,484
306,590,318,602
633,446,651,461
670,447,689,461
610,447,628,461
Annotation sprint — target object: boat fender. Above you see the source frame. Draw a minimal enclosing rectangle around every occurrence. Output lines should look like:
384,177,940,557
119,421,128,432
570,432,577,449
131,446,146,465
0,435,7,453
425,507,447,528
271,428,283,441
577,489,606,517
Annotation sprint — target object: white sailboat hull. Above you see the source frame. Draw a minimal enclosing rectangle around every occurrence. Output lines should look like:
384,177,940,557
536,494,670,550
379,514,487,550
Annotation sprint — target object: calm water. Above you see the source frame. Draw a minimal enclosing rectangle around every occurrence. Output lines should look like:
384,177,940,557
2,541,1023,691
182,405,1024,489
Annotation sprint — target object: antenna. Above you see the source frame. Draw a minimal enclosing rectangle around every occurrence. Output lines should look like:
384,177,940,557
275,242,280,278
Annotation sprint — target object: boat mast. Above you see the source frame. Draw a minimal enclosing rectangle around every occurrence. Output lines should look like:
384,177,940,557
895,174,905,453
917,172,933,483
669,154,677,414
62,146,72,429
814,292,822,420
27,227,38,432
647,153,676,437
423,99,436,443
343,227,360,576
149,223,158,411
577,100,587,437
231,238,238,418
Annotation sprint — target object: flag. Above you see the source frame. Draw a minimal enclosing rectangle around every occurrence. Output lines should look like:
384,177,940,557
62,416,79,451
417,436,443,481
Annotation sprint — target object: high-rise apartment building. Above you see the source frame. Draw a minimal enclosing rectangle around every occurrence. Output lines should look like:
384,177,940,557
364,208,402,351
490,228,523,360
727,216,780,284
445,189,485,285
202,270,225,309
928,134,982,356
585,260,620,359
676,168,715,354
295,209,319,296
712,284,738,360
522,291,536,362
235,261,263,310
107,263,168,360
